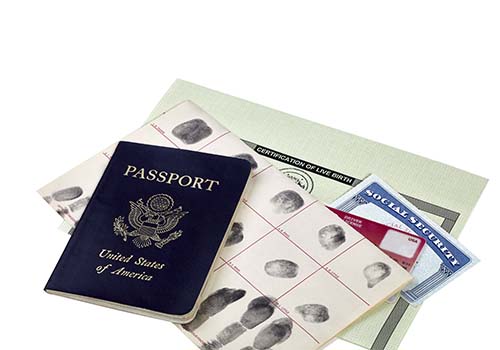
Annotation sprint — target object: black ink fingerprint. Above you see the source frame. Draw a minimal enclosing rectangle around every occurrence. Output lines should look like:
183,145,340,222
295,304,330,323
270,190,304,214
52,186,83,201
56,207,68,217
318,224,346,251
183,288,246,332
234,153,258,170
69,197,90,212
363,262,392,288
201,296,276,349
172,118,213,144
240,296,275,329
200,340,222,350
253,318,293,350
264,259,299,278
216,322,247,345
225,222,244,247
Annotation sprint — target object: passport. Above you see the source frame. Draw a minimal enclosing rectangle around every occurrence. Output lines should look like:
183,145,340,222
45,141,252,323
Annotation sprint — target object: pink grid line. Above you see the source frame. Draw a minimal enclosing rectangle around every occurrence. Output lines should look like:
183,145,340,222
241,199,276,228
276,229,323,266
197,131,231,151
214,200,319,272
213,227,276,272
275,265,324,301
220,257,321,344
274,200,319,227
276,237,370,306
251,164,272,178
149,123,180,148
190,330,208,348
273,228,370,306
221,198,371,307
266,237,370,304
324,268,369,306
59,205,77,224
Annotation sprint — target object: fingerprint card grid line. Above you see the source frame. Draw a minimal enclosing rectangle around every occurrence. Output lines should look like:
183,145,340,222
215,199,319,272
209,174,378,343
217,194,373,307
149,123,180,148
202,180,378,344
217,228,375,344
221,256,322,344
211,199,327,343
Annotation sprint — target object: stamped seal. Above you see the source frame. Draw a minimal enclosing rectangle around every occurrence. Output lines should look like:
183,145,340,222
280,167,314,193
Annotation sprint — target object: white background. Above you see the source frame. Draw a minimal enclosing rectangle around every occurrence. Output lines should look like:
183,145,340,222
1,1,498,349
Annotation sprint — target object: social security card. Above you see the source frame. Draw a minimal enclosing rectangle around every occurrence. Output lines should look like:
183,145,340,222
331,175,478,304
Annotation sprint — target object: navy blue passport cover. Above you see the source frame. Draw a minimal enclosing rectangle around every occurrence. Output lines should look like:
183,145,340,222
45,141,251,322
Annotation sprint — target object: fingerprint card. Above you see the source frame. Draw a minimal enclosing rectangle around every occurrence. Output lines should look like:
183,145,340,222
39,101,413,350
327,208,425,272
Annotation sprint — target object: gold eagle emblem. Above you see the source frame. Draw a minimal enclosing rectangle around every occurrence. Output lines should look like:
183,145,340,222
113,193,188,249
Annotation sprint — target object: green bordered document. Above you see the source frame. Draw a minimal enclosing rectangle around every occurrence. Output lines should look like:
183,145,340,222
145,80,487,350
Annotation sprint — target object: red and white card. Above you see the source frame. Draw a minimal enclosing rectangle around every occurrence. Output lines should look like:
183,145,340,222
327,207,425,272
